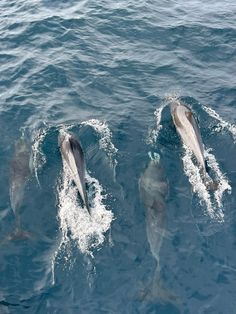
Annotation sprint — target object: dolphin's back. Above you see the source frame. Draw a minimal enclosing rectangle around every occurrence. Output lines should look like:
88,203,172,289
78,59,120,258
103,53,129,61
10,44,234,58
171,103,206,173
69,136,86,182
139,159,168,261
59,132,90,213
9,140,31,213
139,159,178,304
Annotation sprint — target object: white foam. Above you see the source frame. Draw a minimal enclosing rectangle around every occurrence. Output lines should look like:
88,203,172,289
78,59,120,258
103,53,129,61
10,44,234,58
81,119,118,169
202,105,236,142
147,103,166,145
57,164,114,255
182,145,231,220
204,148,231,209
31,128,47,186
165,93,181,105
182,146,214,217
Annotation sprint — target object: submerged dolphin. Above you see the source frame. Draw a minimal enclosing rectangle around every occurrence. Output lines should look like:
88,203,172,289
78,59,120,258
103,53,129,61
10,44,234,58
139,154,176,303
8,138,32,239
59,131,90,214
139,154,168,266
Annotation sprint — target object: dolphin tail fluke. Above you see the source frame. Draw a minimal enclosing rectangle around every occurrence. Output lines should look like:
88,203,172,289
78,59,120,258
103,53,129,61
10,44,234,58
1,228,32,245
8,228,32,240
140,269,180,308
1,214,33,243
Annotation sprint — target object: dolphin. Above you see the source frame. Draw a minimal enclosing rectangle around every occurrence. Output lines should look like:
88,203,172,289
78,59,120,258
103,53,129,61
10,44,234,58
58,131,90,215
170,101,206,174
139,154,168,266
170,100,218,190
8,138,32,240
139,153,176,304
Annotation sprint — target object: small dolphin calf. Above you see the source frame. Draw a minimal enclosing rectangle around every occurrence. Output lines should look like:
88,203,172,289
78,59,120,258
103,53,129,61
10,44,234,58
139,153,176,303
139,154,168,268
59,131,90,214
9,138,32,239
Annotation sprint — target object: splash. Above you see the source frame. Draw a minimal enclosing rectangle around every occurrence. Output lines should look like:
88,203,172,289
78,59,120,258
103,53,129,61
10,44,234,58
165,92,181,105
147,103,166,145
182,146,214,217
57,165,114,255
202,105,236,142
182,145,230,220
81,119,118,169
51,162,114,284
204,148,231,208
31,127,47,186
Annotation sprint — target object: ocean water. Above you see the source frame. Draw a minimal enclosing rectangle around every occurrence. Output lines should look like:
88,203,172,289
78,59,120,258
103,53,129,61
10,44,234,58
0,0,236,313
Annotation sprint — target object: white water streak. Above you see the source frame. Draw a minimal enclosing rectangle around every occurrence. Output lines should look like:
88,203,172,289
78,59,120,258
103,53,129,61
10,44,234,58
81,119,118,169
32,128,47,186
57,165,114,255
182,146,230,220
204,149,231,208
165,93,181,104
147,104,166,145
182,146,214,217
202,105,236,142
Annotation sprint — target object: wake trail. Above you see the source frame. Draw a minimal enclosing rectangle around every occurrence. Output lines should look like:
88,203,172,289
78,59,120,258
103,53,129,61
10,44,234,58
182,146,231,220
51,164,114,283
202,105,236,142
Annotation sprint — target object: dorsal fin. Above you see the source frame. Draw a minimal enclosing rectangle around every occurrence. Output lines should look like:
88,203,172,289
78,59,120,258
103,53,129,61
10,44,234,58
69,137,84,157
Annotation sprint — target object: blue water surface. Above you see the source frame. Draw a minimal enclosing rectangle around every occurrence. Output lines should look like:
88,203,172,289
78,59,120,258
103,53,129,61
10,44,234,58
0,0,236,313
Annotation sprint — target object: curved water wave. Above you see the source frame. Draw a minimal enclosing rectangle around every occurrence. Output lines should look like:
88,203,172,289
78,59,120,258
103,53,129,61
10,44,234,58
147,93,182,145
81,119,118,169
202,105,236,142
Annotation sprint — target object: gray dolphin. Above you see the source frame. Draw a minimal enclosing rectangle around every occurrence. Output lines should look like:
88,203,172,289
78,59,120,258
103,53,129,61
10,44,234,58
59,131,90,215
8,138,32,240
139,154,167,267
170,100,218,190
171,101,206,174
139,153,176,303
